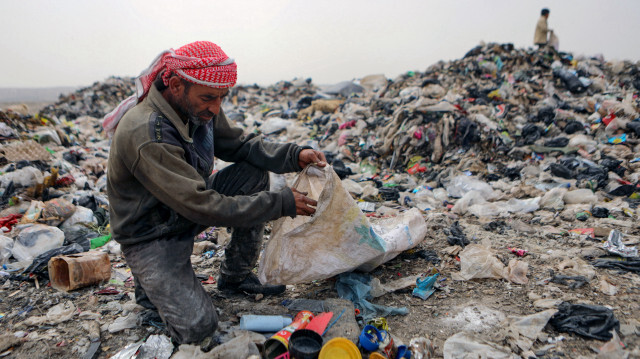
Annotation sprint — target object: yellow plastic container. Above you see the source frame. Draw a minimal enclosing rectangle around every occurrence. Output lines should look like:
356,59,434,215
319,337,362,359
369,353,387,359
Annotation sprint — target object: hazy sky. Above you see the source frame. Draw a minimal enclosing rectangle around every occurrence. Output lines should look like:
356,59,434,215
2,0,639,88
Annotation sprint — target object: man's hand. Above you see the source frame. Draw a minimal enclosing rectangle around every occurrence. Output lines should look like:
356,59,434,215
298,149,327,169
291,188,317,216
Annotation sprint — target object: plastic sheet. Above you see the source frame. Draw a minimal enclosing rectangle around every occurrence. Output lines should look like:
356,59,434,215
453,244,505,281
22,301,76,326
467,197,540,217
137,334,173,359
451,190,487,215
443,332,518,359
335,272,408,321
172,331,263,359
21,242,84,276
593,258,640,274
549,302,619,341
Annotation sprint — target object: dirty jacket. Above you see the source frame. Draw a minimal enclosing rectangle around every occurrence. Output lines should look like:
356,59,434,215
534,16,549,45
107,84,302,245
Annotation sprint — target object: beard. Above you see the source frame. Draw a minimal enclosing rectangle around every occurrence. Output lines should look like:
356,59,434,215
174,92,215,126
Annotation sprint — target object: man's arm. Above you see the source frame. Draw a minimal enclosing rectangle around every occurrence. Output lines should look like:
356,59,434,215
132,141,297,227
213,109,314,173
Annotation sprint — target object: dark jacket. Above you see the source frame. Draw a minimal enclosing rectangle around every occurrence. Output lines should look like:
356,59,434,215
107,84,301,245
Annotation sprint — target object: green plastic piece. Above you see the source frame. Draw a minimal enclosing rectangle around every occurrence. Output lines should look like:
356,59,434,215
90,233,112,249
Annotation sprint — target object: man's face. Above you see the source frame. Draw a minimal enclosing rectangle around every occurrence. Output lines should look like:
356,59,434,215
174,82,229,126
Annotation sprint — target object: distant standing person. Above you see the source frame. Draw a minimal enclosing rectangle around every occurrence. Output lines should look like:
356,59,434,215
534,8,551,48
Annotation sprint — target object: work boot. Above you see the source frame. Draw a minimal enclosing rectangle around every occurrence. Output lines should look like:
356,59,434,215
217,273,285,295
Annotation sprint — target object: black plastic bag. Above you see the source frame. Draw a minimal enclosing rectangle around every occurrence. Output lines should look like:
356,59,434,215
544,137,569,148
627,121,640,136
553,68,587,94
503,166,522,181
608,184,635,197
549,163,573,179
379,187,400,201
600,158,626,177
331,159,353,179
576,166,608,188
445,221,470,247
549,302,619,341
591,207,610,218
21,243,85,277
521,124,544,145
593,258,640,274
537,107,556,124
455,117,480,148
63,225,98,250
564,120,584,134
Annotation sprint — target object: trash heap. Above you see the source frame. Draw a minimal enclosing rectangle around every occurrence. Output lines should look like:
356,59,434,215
1,43,640,358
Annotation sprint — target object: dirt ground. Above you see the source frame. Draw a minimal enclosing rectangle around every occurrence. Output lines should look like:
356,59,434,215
1,206,639,358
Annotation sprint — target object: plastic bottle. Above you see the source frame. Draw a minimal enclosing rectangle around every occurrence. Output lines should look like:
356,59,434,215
90,233,111,249
239,315,293,332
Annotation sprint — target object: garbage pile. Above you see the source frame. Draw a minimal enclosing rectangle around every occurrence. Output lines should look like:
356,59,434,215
0,43,640,358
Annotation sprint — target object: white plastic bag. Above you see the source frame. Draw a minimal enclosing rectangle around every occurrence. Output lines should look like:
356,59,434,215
453,244,505,281
0,235,13,265
258,166,427,285
260,117,292,134
60,206,97,229
445,175,496,199
11,224,65,262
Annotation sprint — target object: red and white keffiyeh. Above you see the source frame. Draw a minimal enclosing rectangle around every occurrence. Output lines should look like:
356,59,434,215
102,41,237,135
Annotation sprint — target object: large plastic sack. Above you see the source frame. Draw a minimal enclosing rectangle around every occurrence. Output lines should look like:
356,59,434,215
258,166,427,285
11,224,65,262
358,209,427,271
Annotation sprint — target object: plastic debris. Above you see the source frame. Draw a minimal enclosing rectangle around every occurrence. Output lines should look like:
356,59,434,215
603,229,638,257
335,272,408,320
412,271,439,300
549,302,620,341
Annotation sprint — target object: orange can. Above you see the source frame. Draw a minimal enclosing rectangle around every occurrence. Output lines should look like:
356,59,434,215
264,311,314,359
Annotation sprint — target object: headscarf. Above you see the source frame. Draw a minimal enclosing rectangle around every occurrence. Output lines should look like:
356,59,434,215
102,41,237,135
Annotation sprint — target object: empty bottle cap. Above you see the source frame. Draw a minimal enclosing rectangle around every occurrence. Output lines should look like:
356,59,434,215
318,337,361,359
